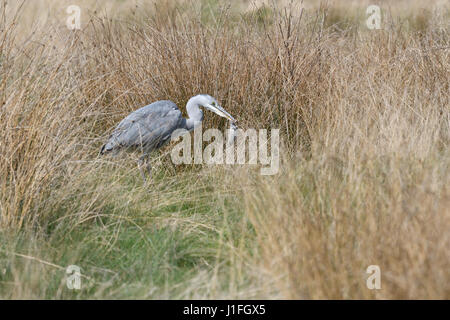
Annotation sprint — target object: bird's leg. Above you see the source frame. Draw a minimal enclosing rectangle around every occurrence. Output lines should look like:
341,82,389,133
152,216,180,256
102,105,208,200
138,155,148,185
146,161,152,180
165,151,177,174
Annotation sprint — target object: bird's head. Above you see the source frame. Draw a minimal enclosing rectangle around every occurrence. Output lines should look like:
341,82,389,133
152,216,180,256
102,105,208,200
197,94,236,123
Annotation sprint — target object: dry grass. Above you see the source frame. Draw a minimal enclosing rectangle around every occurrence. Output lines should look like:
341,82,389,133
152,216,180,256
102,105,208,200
0,0,449,299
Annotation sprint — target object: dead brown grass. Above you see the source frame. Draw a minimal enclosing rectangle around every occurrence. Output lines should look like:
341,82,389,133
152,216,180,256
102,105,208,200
0,0,449,298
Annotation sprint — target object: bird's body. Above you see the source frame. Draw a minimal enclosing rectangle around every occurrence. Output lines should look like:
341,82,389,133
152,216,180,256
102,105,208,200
100,94,236,183
100,100,185,155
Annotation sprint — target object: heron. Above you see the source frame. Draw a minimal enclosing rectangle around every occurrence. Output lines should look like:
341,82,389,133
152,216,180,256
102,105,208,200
100,94,237,182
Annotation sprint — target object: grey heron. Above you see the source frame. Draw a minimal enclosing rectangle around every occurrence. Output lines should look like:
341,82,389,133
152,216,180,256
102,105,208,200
100,94,237,182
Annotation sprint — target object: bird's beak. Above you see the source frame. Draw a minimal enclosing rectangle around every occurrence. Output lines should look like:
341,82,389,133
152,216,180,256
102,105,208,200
205,104,236,122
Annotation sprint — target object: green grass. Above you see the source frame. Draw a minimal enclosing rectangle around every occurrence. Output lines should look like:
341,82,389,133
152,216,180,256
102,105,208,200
0,164,254,299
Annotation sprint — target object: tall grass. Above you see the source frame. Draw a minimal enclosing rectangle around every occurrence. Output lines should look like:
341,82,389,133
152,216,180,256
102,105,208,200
0,0,449,298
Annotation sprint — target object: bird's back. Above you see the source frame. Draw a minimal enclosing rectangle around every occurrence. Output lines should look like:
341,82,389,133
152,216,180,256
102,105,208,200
101,100,184,154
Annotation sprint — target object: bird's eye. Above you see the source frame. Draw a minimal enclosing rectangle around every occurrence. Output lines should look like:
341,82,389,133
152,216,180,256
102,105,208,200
211,102,216,106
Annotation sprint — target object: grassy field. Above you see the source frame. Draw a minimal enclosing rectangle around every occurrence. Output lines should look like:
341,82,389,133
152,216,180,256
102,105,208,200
0,0,449,299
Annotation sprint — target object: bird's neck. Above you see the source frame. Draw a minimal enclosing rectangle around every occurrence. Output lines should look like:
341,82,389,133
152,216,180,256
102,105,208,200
186,96,204,131
185,118,200,131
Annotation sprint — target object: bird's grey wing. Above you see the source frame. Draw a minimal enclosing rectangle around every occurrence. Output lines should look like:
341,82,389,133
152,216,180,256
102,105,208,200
102,100,183,153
